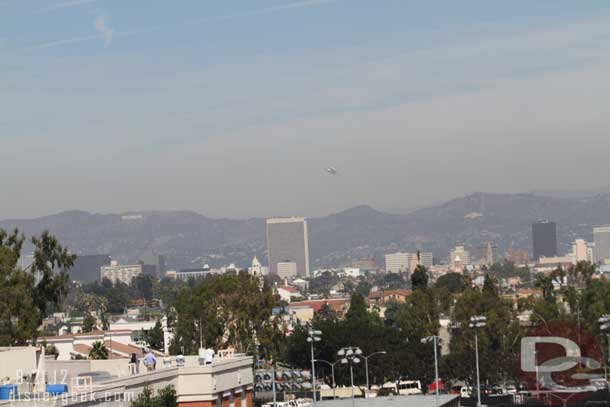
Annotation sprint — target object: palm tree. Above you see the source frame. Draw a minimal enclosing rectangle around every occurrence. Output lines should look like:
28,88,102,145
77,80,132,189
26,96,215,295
89,341,108,360
534,273,554,302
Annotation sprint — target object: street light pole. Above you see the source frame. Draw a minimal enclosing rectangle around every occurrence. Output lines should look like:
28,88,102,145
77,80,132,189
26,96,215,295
433,336,439,407
350,362,355,404
474,330,481,405
338,347,362,407
272,364,277,407
363,351,387,393
470,315,486,407
598,315,610,380
307,330,322,407
422,336,441,407
314,359,338,399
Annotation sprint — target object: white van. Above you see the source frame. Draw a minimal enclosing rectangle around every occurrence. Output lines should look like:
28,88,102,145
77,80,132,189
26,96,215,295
398,380,423,395
381,380,422,396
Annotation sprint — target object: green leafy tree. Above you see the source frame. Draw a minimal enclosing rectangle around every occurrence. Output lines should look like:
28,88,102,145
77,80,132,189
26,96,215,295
169,272,276,355
83,279,130,314
45,344,59,357
355,279,372,297
487,261,531,281
146,320,165,351
435,272,468,293
31,231,76,317
382,272,407,290
0,229,75,346
410,265,429,291
308,271,340,295
313,303,338,323
284,292,392,387
133,274,156,301
100,310,110,330
383,298,400,328
446,279,520,386
131,386,176,407
89,341,109,360
82,313,97,333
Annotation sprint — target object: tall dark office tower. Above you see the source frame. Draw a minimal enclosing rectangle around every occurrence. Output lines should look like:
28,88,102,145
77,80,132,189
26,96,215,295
266,217,310,278
66,254,111,283
532,221,558,260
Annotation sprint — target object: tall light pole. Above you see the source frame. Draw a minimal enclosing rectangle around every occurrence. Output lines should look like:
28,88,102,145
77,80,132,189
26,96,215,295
314,359,339,399
307,330,322,407
470,315,486,407
599,315,610,380
422,336,441,407
363,351,387,393
338,347,362,407
272,365,277,407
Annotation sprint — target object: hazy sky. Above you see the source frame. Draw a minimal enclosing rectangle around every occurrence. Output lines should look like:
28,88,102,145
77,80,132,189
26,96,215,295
2,1,610,220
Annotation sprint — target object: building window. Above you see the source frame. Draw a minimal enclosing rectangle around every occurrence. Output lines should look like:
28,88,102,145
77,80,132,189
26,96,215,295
216,394,221,407
230,392,234,407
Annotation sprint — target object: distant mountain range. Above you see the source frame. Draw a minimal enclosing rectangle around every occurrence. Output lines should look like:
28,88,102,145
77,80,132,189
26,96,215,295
2,192,610,270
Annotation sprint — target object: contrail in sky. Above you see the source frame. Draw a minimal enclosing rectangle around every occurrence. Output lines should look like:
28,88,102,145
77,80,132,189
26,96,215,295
39,0,98,13
31,0,340,49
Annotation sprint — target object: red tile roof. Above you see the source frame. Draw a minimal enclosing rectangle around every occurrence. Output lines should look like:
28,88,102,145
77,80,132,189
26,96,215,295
39,329,133,341
288,298,350,313
72,344,92,355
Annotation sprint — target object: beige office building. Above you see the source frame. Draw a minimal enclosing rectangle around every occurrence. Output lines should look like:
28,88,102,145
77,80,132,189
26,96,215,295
101,260,142,284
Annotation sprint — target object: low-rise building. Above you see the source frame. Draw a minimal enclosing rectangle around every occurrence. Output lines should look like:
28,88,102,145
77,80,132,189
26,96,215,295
1,350,254,407
39,330,141,361
339,267,362,278
287,298,351,321
368,289,412,306
275,285,301,303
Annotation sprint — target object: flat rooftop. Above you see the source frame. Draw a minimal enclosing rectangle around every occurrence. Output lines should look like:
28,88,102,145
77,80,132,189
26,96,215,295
318,395,459,407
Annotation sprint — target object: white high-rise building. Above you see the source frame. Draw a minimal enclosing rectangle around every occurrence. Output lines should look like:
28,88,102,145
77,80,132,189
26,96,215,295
385,252,410,273
572,239,592,263
386,251,433,273
594,226,610,263
419,252,434,269
100,260,142,285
